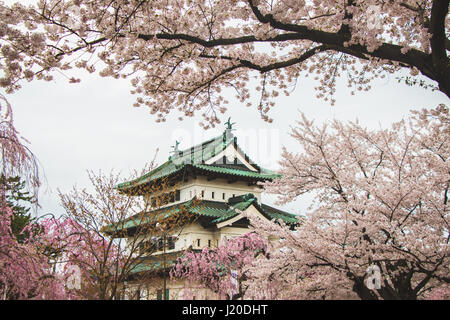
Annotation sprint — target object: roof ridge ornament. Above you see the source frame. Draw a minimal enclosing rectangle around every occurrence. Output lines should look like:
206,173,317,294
225,117,236,131
169,140,181,161
223,117,236,146
171,140,180,153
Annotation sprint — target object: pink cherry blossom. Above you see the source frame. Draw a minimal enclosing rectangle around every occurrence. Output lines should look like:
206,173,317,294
244,104,450,300
171,232,267,300
0,1,448,126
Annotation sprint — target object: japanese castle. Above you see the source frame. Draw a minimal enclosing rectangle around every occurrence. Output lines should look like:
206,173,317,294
112,121,297,300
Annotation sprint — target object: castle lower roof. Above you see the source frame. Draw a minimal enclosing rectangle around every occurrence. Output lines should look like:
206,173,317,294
103,193,298,236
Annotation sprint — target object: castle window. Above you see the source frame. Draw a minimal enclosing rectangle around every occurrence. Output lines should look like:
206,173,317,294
208,239,211,247
138,240,157,254
169,190,180,203
150,190,180,207
168,237,175,250
157,238,164,251
201,190,204,198
222,193,225,200
211,192,215,199
197,239,201,247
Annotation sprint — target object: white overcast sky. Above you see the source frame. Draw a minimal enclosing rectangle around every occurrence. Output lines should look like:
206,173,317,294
3,1,449,217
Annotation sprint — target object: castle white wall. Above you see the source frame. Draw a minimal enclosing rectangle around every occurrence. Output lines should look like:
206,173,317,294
144,175,263,209
179,176,262,203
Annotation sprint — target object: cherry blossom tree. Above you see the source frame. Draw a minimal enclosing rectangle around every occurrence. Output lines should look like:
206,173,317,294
0,93,118,300
0,207,73,299
58,168,199,299
246,104,449,300
0,90,197,299
0,94,40,198
57,169,149,299
171,232,268,300
1,204,122,300
424,285,450,299
0,1,448,126
0,94,61,299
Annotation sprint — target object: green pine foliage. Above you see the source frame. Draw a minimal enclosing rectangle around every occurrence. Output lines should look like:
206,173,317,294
0,175,37,243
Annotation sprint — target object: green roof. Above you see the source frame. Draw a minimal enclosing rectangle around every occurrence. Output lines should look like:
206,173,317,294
129,251,185,274
117,130,280,193
102,200,197,234
105,193,298,235
211,193,298,224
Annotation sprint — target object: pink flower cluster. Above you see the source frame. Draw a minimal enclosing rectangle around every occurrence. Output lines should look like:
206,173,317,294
171,232,267,299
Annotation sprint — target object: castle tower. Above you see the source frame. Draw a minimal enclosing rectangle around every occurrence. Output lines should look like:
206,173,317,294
108,122,297,299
